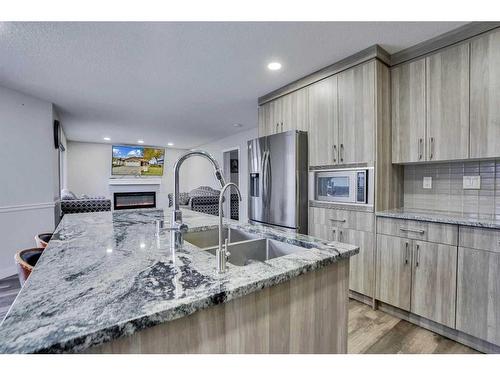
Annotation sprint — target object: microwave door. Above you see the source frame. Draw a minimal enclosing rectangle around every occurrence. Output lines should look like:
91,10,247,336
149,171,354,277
316,173,356,203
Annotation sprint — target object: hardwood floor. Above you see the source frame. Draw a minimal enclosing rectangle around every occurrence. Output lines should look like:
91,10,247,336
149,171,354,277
348,299,479,354
0,276,481,353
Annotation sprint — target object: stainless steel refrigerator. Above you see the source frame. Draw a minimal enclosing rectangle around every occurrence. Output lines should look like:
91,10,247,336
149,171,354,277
248,130,308,234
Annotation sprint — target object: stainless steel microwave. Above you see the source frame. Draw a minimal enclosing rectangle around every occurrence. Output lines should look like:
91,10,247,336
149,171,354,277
310,168,372,205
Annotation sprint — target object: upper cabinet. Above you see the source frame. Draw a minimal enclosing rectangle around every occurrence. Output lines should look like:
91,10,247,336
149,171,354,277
470,28,500,159
308,75,338,166
426,44,470,161
258,87,308,137
391,59,426,163
391,44,470,163
338,61,375,164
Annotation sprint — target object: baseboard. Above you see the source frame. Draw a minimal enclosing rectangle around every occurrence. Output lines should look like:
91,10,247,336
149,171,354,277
0,267,17,280
377,301,500,354
349,290,374,307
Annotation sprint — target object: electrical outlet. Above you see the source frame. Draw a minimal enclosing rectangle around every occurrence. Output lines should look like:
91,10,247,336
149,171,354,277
423,177,432,189
463,176,481,190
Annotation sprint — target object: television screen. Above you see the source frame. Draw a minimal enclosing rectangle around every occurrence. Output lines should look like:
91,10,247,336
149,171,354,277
112,145,165,176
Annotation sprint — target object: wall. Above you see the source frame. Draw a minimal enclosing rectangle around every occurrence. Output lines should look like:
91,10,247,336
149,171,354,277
403,160,500,218
184,127,258,222
66,141,192,209
0,86,58,278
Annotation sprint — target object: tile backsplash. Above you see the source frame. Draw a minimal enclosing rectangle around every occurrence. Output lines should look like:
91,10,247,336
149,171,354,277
403,160,500,217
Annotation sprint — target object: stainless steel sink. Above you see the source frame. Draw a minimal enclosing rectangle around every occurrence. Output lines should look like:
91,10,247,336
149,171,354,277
184,227,260,249
206,238,304,266
184,227,304,266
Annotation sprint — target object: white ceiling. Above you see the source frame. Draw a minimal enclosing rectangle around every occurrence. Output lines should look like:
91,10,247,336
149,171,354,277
0,22,467,149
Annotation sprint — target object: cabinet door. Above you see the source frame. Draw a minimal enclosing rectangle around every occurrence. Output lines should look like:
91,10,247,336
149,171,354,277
308,207,336,241
282,87,309,132
341,228,374,297
456,247,500,345
411,241,457,328
258,103,272,137
376,234,412,310
338,61,375,164
308,75,338,166
269,98,282,135
470,29,500,159
391,59,426,163
426,44,470,161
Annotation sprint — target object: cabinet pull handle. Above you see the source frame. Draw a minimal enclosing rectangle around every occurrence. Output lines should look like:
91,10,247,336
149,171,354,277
418,138,423,160
429,137,434,160
404,242,409,265
416,244,420,267
339,230,343,242
333,145,337,163
276,123,280,133
281,122,283,132
399,227,425,234
340,144,344,162
329,218,346,223
332,229,336,241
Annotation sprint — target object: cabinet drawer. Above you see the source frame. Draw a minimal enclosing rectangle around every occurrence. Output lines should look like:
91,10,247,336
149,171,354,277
459,226,500,253
309,207,374,232
377,217,457,246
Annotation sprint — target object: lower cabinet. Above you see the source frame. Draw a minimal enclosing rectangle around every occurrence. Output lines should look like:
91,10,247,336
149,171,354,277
338,228,374,297
376,234,457,328
309,208,374,297
456,247,500,346
411,241,457,328
376,234,412,310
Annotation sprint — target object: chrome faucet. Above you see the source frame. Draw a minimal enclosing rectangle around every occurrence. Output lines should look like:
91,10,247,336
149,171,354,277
217,182,242,273
171,150,226,248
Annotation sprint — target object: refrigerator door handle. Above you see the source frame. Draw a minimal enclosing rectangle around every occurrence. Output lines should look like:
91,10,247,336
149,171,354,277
266,150,272,207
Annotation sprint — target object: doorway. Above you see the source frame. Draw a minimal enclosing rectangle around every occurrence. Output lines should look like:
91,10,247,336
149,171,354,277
222,147,240,220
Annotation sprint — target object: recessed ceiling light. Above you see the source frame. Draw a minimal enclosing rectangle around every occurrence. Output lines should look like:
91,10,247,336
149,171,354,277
103,137,111,141
137,140,144,144
233,123,243,128
267,62,282,71
167,142,174,146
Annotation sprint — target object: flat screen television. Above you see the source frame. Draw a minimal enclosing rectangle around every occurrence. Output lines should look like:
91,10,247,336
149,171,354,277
112,145,165,176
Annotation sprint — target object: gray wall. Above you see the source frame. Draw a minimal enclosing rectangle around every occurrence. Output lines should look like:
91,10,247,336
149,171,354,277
66,141,194,209
403,160,500,217
0,85,58,277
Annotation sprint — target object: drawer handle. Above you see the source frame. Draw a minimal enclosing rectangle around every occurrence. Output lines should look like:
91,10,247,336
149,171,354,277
399,227,425,235
329,218,346,223
415,244,420,267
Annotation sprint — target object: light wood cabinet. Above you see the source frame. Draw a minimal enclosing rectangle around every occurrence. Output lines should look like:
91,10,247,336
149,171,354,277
341,228,374,297
426,44,470,161
391,44,470,163
411,241,457,328
338,61,375,164
456,246,500,346
309,207,374,297
391,59,426,163
257,87,309,137
376,234,412,310
470,28,500,159
308,76,339,166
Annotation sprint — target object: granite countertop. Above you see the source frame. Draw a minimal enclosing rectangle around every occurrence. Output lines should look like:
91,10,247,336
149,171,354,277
0,208,358,353
376,208,500,230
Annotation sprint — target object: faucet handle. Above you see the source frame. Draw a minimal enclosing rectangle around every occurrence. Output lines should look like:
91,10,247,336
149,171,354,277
224,238,231,259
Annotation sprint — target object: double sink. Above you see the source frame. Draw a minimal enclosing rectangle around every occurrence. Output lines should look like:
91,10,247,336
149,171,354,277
183,227,305,267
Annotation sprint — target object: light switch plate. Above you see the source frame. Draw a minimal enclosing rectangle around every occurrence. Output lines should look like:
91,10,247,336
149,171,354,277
423,177,432,189
463,176,481,190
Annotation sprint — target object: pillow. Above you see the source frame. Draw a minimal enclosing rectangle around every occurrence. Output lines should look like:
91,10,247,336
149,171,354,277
179,192,190,205
189,186,220,197
61,189,78,200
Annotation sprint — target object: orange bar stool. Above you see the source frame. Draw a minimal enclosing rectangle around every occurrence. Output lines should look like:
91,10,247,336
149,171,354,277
15,248,44,286
35,232,53,249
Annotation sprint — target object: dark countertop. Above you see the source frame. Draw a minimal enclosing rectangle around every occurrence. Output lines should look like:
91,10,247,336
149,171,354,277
376,208,500,230
0,208,358,353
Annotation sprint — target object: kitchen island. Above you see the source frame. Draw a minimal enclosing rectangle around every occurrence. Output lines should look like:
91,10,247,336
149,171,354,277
0,209,358,354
